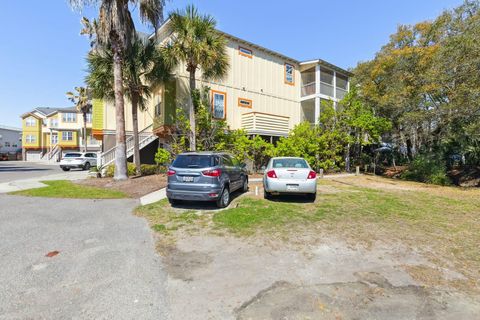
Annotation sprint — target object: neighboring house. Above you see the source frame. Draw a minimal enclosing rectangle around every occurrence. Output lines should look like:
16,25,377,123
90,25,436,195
0,125,22,154
91,21,352,166
20,107,100,162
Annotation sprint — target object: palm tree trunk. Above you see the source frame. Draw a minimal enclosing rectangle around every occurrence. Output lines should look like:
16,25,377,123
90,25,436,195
83,112,88,153
131,92,142,176
189,70,197,151
113,48,128,180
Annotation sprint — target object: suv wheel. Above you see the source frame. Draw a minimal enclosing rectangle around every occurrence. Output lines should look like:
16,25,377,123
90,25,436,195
242,177,248,192
62,167,70,172
83,162,91,170
168,198,179,206
216,187,230,208
264,190,271,199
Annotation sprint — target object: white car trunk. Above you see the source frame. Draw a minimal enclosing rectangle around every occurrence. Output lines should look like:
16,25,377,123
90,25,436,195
275,168,310,181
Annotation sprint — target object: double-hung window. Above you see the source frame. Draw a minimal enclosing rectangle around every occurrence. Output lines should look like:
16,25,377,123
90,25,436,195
62,113,77,123
26,135,36,143
86,113,92,123
284,63,295,85
62,131,73,141
212,90,227,120
25,117,36,127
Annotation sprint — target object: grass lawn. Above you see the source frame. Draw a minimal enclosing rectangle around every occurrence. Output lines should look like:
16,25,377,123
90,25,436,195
10,180,127,199
136,176,480,291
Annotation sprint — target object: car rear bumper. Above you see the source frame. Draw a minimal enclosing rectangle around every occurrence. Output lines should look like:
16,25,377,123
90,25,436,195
264,178,317,194
60,164,84,169
167,186,223,201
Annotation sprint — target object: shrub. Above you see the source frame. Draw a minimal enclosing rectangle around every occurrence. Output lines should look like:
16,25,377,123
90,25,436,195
155,148,171,166
400,154,451,185
105,163,159,177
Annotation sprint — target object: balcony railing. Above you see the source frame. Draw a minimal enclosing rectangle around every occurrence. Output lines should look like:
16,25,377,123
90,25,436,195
301,82,315,97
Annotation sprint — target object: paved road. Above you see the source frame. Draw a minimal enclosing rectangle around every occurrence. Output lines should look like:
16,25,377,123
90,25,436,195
0,161,65,183
0,195,170,319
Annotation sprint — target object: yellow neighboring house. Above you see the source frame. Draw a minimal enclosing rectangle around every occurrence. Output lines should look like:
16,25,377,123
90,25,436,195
20,107,101,161
93,20,352,167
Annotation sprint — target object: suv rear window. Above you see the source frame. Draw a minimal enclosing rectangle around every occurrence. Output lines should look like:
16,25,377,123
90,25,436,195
64,153,82,158
272,158,308,168
172,155,218,168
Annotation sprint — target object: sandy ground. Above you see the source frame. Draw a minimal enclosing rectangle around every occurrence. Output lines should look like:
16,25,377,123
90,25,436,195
146,176,480,319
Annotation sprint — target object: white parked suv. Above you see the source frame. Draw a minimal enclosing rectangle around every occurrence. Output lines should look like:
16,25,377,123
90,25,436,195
60,152,97,171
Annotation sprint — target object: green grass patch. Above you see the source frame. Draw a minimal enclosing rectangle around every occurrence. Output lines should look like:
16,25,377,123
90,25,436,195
10,180,127,199
213,198,317,235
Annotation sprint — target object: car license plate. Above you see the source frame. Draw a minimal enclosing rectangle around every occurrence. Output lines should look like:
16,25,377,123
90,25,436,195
182,176,194,182
286,184,299,191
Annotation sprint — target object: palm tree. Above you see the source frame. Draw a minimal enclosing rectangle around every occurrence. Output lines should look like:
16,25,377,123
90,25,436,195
87,36,170,176
69,0,165,180
66,87,92,152
164,5,229,151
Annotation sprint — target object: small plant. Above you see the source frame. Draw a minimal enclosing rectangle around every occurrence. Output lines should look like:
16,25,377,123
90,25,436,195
155,148,171,171
401,154,451,186
105,163,159,177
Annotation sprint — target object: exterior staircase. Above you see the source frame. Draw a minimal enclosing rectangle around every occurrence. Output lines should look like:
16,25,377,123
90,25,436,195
38,144,62,163
98,124,158,168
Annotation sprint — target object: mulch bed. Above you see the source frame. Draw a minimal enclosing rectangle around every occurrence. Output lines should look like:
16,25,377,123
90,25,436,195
76,174,167,198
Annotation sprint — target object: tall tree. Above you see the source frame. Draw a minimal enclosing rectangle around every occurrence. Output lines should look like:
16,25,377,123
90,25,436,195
66,86,92,152
69,0,166,180
163,5,229,151
87,36,171,176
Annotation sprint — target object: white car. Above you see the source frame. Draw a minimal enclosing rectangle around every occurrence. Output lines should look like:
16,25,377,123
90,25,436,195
263,157,317,201
60,152,97,171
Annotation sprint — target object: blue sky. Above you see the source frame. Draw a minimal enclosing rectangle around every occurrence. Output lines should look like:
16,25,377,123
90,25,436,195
0,0,463,127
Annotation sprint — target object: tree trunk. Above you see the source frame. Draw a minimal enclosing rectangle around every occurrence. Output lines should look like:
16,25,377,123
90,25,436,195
83,112,88,153
113,48,128,180
189,70,197,151
131,93,141,176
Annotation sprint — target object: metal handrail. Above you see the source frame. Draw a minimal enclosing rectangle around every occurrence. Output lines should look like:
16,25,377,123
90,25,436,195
99,124,155,168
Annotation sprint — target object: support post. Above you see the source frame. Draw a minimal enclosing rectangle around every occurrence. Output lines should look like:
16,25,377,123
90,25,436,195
356,166,360,176
319,168,324,179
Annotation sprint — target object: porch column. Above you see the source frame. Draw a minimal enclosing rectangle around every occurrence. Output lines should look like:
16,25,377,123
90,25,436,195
333,70,337,111
314,64,321,125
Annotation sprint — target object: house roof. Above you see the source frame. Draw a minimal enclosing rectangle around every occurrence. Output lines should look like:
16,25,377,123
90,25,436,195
0,124,21,132
300,59,353,76
150,19,350,74
35,107,77,116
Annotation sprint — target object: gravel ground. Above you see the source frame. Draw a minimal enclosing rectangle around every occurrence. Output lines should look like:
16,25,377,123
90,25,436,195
0,194,170,320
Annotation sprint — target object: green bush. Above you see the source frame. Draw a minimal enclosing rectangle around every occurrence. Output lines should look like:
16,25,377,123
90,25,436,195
105,163,159,177
155,148,171,166
400,155,451,185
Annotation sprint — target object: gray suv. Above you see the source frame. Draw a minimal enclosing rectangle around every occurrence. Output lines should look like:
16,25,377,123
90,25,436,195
166,152,248,208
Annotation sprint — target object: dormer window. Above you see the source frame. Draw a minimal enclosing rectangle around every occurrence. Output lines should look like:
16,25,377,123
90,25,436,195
25,117,36,127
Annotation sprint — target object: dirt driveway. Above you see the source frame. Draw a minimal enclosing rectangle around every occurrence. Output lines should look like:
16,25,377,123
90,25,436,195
136,176,480,319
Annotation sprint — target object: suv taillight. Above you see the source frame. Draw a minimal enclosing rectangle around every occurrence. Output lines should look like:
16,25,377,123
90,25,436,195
266,170,277,178
202,169,221,177
167,169,176,176
307,170,317,179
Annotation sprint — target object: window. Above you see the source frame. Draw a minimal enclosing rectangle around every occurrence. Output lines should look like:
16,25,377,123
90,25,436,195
4,142,10,147
26,135,36,143
155,101,162,116
50,118,58,127
62,113,77,123
239,46,253,58
12,144,17,148
25,117,36,127
238,98,252,108
336,73,348,90
62,131,73,141
86,113,92,123
212,90,226,119
51,133,58,145
222,155,234,166
172,155,219,168
284,63,295,85
273,158,308,169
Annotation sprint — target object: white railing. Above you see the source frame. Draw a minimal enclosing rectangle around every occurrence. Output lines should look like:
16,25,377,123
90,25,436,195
98,124,157,168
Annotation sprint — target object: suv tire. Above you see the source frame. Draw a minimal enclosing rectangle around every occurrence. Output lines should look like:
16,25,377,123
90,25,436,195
242,177,248,192
168,198,180,206
216,186,230,208
83,162,91,170
62,167,70,172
